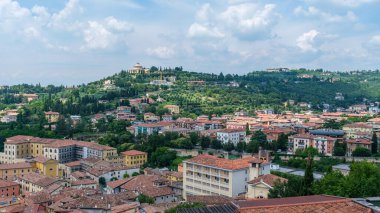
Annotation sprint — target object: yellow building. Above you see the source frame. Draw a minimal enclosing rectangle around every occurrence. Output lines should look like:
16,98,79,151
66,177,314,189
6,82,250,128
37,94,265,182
164,171,183,182
0,162,36,180
44,111,60,123
1,135,51,164
105,155,124,164
164,105,180,114
246,174,287,199
121,150,147,167
31,156,60,177
343,122,373,139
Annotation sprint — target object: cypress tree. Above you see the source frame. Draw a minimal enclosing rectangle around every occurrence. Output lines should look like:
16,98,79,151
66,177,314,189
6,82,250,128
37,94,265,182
303,153,314,195
372,132,378,154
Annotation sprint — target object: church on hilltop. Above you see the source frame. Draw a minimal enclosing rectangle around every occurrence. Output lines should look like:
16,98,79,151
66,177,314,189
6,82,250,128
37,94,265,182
127,63,150,74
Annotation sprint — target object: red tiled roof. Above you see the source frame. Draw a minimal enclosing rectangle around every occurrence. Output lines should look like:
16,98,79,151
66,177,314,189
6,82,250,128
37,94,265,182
71,179,97,186
111,203,139,213
185,155,259,171
247,174,287,187
45,111,60,115
0,179,19,188
217,129,245,133
121,150,147,156
32,156,52,164
346,139,372,145
64,161,81,167
186,195,233,205
236,195,372,213
344,122,372,128
121,175,174,198
0,162,33,170
106,178,133,189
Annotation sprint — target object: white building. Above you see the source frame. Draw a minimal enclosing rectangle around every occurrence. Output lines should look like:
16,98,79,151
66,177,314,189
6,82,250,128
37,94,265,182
217,129,246,144
182,154,270,198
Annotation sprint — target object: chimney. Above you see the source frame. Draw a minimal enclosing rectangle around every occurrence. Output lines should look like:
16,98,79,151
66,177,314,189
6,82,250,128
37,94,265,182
258,147,263,159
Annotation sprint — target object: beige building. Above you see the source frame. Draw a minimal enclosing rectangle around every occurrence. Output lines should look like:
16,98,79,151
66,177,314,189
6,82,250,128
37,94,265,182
16,172,66,193
0,162,36,180
346,139,372,156
183,154,270,198
164,105,180,114
0,135,117,164
246,174,287,199
343,122,373,139
44,111,60,123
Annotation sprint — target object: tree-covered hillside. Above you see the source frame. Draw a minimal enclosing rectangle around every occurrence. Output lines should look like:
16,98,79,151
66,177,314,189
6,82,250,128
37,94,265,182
1,68,380,117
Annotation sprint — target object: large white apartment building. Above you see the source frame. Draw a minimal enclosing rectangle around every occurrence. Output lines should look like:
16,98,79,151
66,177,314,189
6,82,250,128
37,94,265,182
217,129,246,144
182,154,270,198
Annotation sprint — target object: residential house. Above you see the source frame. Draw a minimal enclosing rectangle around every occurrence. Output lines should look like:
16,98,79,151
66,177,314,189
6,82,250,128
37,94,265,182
134,122,173,136
343,122,373,139
16,172,67,193
288,134,336,156
217,129,246,144
44,111,60,123
0,180,20,197
346,139,372,156
121,150,148,167
0,162,35,180
246,174,287,199
164,105,180,114
120,175,177,204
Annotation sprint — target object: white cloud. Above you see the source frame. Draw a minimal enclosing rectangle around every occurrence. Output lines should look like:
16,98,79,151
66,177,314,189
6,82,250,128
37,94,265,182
296,29,320,52
0,0,30,18
105,16,133,32
188,23,224,38
146,46,175,59
195,3,213,22
82,17,133,50
48,0,83,31
83,21,115,49
188,3,279,41
294,6,357,22
219,3,278,39
369,35,380,45
331,0,378,7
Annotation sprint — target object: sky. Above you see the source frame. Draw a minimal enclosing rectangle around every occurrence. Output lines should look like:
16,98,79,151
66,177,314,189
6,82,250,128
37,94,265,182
1,0,380,85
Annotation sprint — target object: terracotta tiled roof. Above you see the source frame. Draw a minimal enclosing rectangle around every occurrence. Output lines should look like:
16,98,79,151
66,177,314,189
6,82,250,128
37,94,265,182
186,195,233,205
121,150,147,156
64,161,81,167
235,195,372,213
0,179,19,188
106,178,133,189
0,162,32,170
32,156,52,164
111,202,139,213
346,139,372,145
121,175,174,198
247,174,287,187
137,122,173,128
184,154,258,171
217,129,245,133
18,172,60,188
344,122,372,128
71,179,97,186
44,111,60,115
